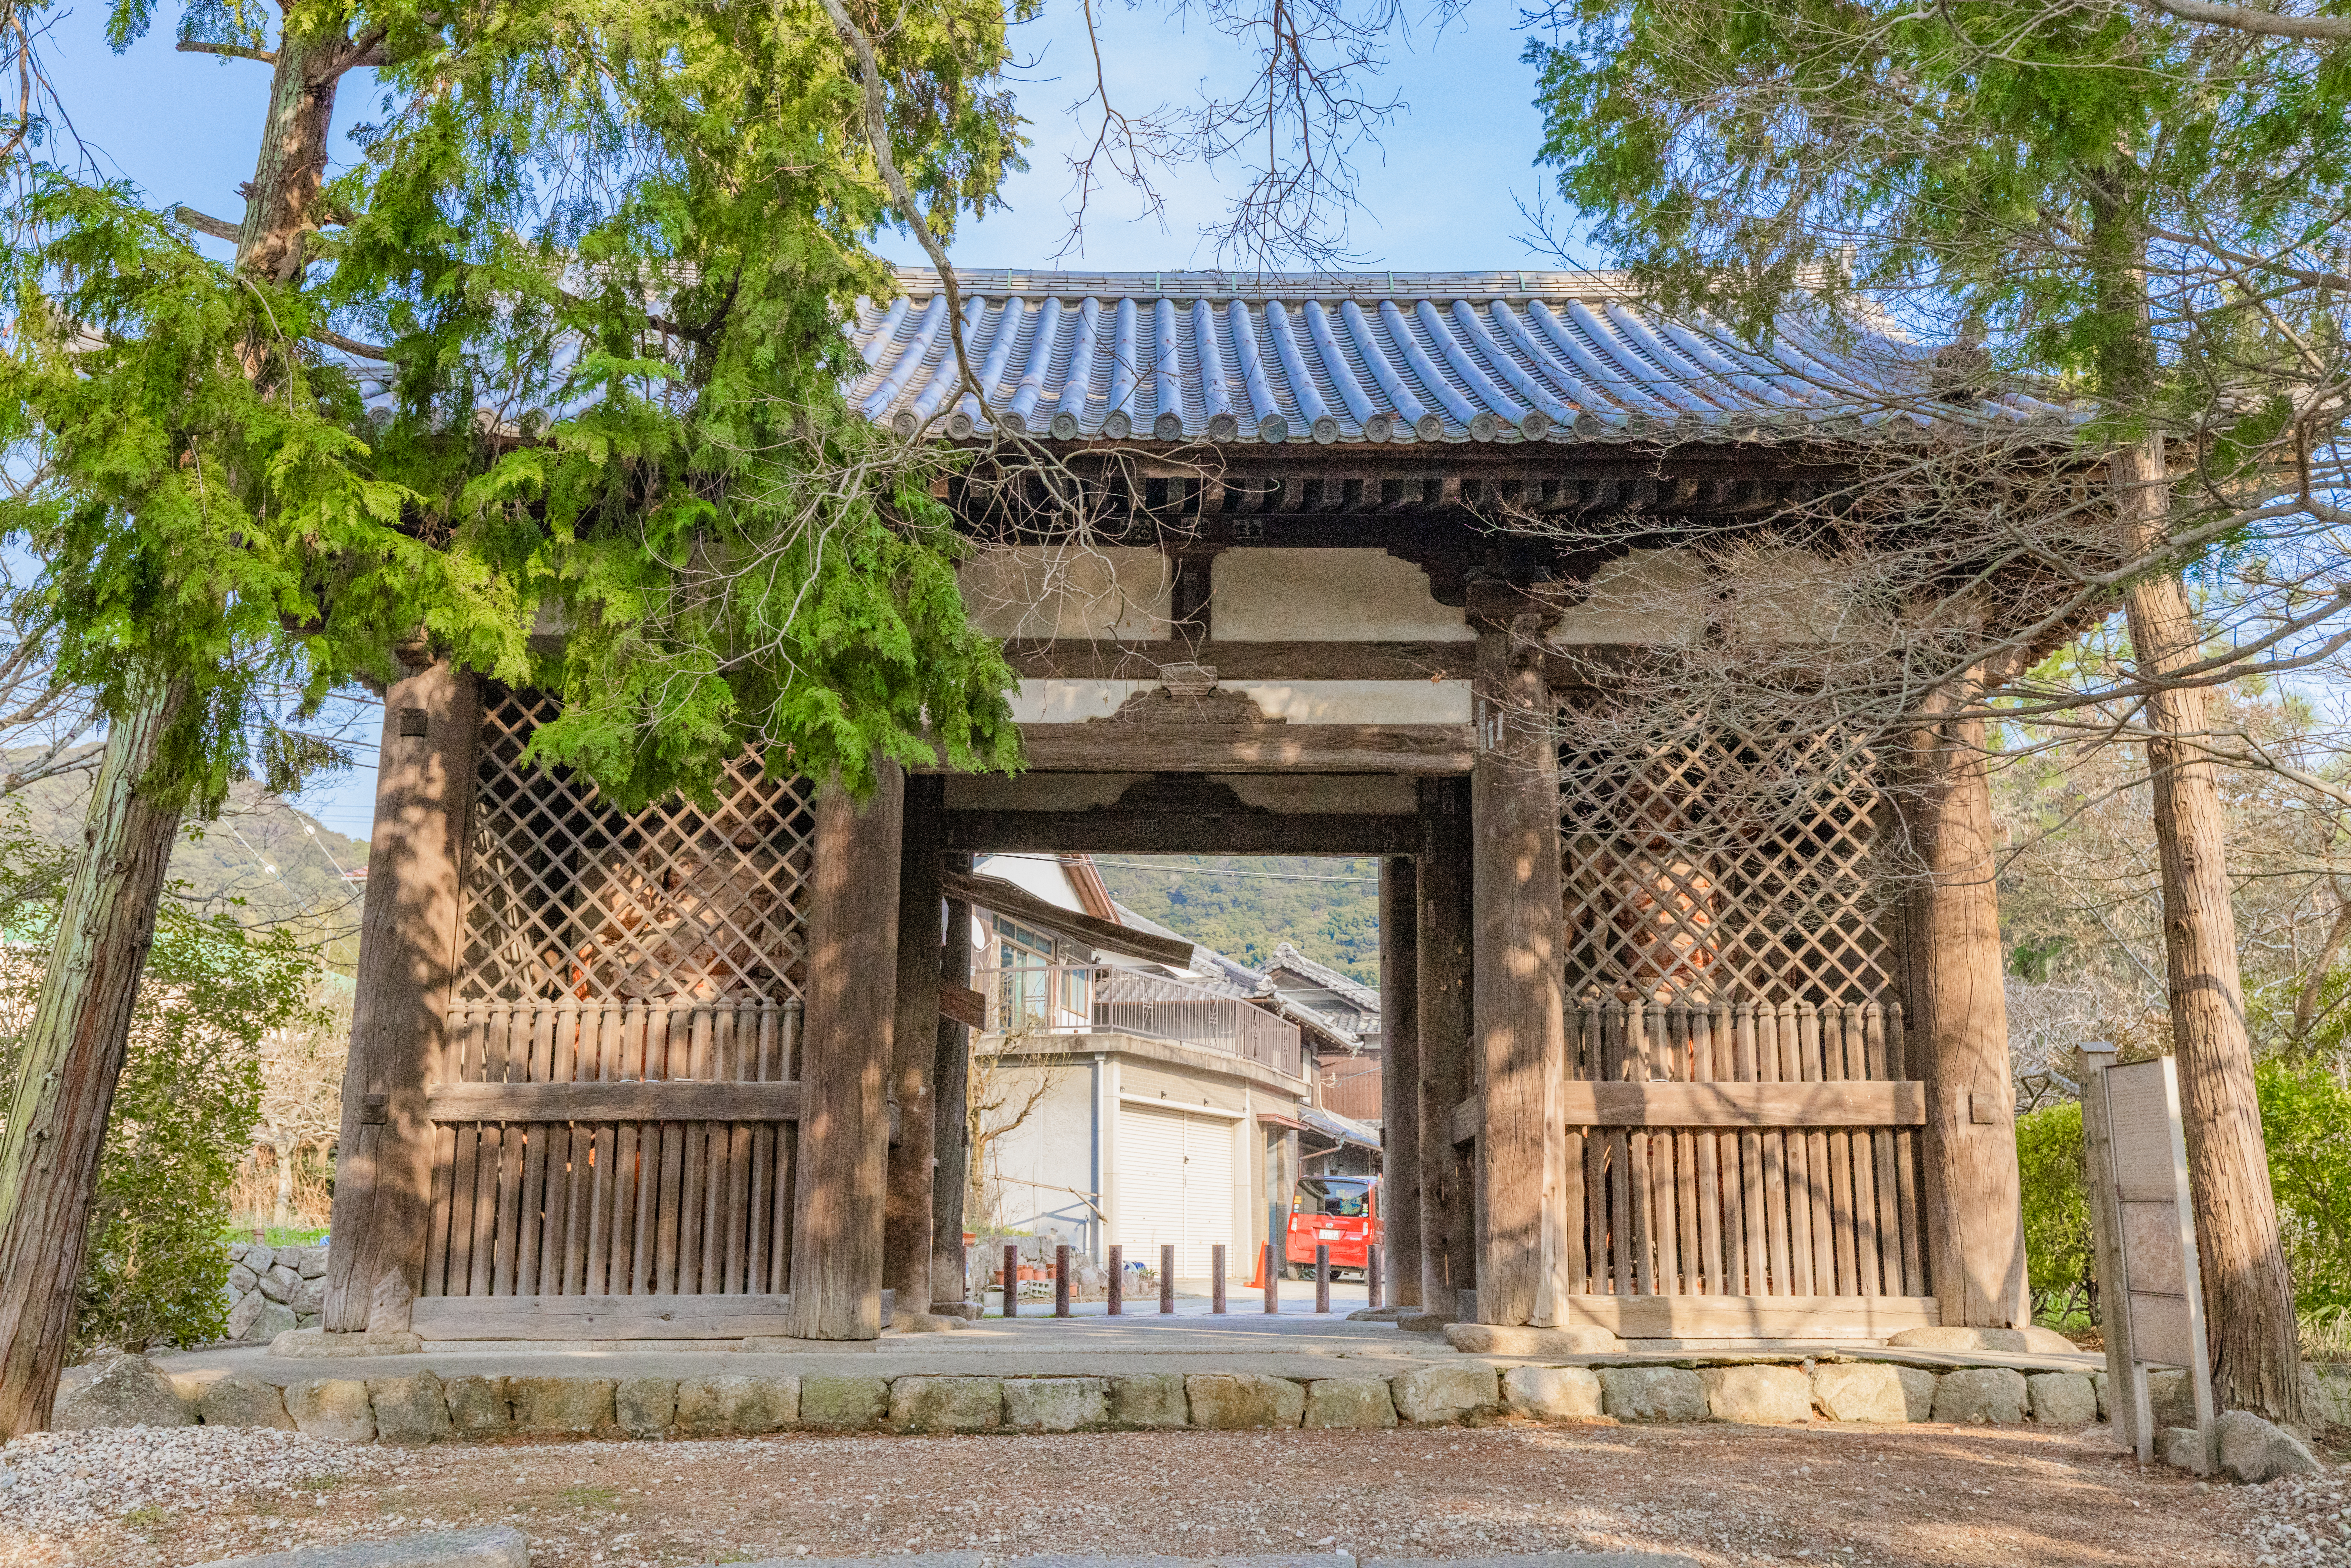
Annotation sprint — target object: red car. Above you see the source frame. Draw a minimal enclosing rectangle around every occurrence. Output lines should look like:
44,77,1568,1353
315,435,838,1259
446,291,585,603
1284,1175,1381,1278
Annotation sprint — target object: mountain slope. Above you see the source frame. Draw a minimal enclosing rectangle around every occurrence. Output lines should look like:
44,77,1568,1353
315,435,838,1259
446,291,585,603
1091,855,1381,986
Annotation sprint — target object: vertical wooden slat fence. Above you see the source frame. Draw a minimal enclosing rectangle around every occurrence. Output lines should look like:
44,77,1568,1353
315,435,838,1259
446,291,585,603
421,999,801,1299
415,688,819,1330
1560,996,1927,1303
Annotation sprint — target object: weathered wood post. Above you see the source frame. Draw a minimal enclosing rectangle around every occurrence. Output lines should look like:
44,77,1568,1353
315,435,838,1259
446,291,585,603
1470,624,1568,1327
322,654,479,1334
784,761,905,1340
1417,779,1474,1320
931,853,975,1312
1897,692,2026,1328
1378,856,1424,1310
883,774,944,1320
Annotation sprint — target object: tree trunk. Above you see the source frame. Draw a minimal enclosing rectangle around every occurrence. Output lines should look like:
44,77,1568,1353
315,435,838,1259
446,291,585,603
273,1138,297,1231
930,858,974,1308
0,13,360,1437
0,679,189,1440
2114,434,2306,1426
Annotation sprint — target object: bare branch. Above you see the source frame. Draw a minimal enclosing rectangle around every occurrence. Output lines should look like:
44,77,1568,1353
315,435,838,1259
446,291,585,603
2129,0,2351,40
174,38,276,64
172,205,240,243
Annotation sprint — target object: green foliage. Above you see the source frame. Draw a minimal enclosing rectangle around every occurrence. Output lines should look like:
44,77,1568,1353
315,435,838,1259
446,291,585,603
2016,1101,2096,1320
1091,858,1381,985
1523,0,2351,414
3,0,1030,819
0,805,314,1352
2257,1058,2351,1315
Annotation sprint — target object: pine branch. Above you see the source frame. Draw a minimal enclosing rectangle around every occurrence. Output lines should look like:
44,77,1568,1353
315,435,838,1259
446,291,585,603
2131,0,2351,40
173,206,240,244
174,39,277,64
308,328,390,361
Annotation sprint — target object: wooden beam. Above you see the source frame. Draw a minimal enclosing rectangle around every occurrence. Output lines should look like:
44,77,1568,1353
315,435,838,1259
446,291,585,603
1380,857,1425,1309
1417,780,1475,1317
931,856,976,1310
786,763,905,1340
1552,1293,1941,1340
1449,1081,1927,1133
1897,691,2028,1329
411,1291,891,1340
1011,722,1474,774
941,868,1195,966
884,776,946,1316
943,810,1419,856
322,658,479,1333
1470,629,1569,1328
427,1082,802,1122
1002,640,1478,680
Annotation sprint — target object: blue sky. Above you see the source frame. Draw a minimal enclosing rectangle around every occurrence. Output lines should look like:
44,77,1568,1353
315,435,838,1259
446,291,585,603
34,0,1592,839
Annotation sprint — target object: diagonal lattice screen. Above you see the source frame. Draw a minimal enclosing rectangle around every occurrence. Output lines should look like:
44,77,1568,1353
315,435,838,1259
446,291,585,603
1559,710,1903,1007
455,688,816,1003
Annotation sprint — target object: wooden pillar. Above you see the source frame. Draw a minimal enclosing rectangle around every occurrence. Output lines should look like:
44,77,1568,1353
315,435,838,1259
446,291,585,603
322,656,479,1333
931,854,974,1309
786,761,905,1340
1898,695,2026,1328
1470,628,1568,1327
1378,857,1424,1308
1416,778,1474,1318
883,775,944,1317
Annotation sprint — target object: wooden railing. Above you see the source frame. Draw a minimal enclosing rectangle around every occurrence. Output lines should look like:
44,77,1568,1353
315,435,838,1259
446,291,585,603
985,964,1303,1079
422,999,802,1300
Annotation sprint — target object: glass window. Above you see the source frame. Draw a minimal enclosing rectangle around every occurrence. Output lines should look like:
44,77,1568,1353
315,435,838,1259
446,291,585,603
1292,1177,1371,1217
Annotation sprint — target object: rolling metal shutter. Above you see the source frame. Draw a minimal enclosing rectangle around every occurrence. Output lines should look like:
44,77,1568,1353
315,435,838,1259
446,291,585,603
1115,1102,1236,1277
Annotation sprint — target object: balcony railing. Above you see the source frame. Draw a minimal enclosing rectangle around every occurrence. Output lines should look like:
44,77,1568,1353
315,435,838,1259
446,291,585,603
983,964,1302,1080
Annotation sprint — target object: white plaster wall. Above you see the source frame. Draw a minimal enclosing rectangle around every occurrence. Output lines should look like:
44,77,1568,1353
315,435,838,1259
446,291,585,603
960,546,1172,640
1006,679,1158,722
1211,549,1471,641
1549,548,1710,646
1720,545,1863,644
983,1061,1099,1246
974,852,1084,912
1224,679,1472,724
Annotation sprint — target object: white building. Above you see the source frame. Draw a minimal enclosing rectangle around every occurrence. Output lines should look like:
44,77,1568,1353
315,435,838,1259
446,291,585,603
965,854,1314,1279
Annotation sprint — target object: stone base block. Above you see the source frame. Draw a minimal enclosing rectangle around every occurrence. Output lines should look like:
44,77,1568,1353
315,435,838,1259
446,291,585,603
54,1355,195,1431
369,1372,453,1446
2025,1372,2097,1426
197,1374,295,1431
1931,1367,2026,1424
1700,1365,1812,1425
1392,1363,1499,1426
801,1376,890,1430
286,1378,375,1442
1107,1374,1189,1429
615,1377,677,1439
890,1376,1005,1433
1598,1367,1705,1424
1184,1374,1304,1430
1500,1366,1603,1420
1303,1378,1397,1429
675,1375,795,1436
1809,1363,1907,1423
1444,1324,1624,1357
2214,1410,2319,1483
1004,1379,1108,1432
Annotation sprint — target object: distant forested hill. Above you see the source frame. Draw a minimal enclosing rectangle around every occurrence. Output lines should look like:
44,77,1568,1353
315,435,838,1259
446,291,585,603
8,747,370,964
1092,856,1381,987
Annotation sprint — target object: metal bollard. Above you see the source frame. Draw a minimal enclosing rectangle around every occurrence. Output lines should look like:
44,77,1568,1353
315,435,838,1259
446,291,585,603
1262,1241,1278,1314
1108,1245,1123,1315
1315,1243,1331,1313
1368,1243,1383,1311
1211,1244,1227,1313
1160,1244,1176,1313
1054,1242,1071,1317
1002,1242,1018,1318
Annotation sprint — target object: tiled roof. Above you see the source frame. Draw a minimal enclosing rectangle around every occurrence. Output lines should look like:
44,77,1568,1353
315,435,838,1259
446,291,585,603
1267,941,1381,1014
849,269,2071,446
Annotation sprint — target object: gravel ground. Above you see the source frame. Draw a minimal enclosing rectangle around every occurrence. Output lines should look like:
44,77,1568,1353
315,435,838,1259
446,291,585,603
0,1421,2337,1568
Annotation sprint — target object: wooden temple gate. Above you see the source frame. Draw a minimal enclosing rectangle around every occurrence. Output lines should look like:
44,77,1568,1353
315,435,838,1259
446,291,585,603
321,268,2030,1343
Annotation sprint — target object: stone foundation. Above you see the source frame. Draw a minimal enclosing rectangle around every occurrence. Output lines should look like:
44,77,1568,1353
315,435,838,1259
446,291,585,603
80,1353,2110,1444
222,1243,329,1343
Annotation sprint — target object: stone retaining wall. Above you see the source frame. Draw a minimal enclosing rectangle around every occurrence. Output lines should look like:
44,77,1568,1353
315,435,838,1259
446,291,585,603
221,1244,329,1343
107,1358,2113,1444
